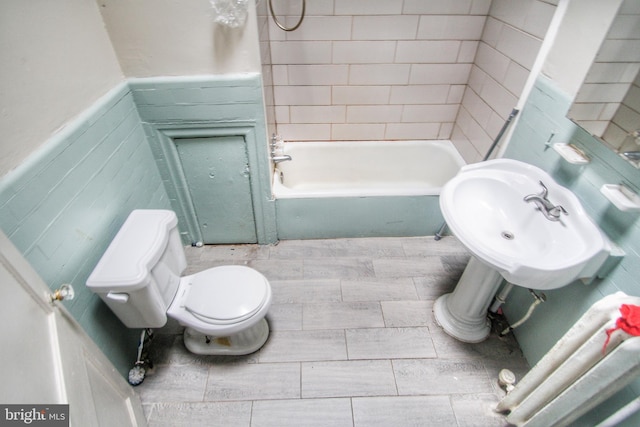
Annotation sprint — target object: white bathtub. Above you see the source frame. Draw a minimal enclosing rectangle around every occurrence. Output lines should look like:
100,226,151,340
272,140,465,199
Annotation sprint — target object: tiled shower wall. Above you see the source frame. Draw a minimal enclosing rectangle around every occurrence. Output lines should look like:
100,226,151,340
455,0,557,162
258,0,557,163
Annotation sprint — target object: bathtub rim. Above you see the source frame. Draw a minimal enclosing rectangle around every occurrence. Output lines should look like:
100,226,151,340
271,139,465,199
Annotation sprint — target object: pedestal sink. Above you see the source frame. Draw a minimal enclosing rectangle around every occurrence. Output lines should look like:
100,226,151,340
434,159,611,343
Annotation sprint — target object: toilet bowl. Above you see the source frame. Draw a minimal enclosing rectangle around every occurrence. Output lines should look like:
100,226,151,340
168,265,272,354
86,209,272,356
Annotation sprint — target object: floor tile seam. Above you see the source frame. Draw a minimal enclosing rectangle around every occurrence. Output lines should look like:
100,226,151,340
202,360,212,401
295,356,432,365
340,296,423,303
298,299,384,310
270,253,409,260
391,355,492,363
479,359,507,396
390,357,501,396
142,403,154,424
344,353,440,362
300,307,385,330
349,397,356,427
343,325,433,332
250,396,354,402
447,394,463,427
430,351,502,362
256,355,441,364
349,394,468,403
248,400,255,427
298,299,405,306
199,395,301,404
300,257,377,271
340,274,430,282
241,394,491,409
148,399,255,407
141,396,221,405
389,357,495,372
262,327,439,361
300,391,401,400
389,353,401,397
142,363,221,381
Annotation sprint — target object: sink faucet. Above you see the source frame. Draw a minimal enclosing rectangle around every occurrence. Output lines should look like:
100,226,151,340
524,181,568,221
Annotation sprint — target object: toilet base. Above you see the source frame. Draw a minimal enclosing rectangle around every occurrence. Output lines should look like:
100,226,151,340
183,318,270,355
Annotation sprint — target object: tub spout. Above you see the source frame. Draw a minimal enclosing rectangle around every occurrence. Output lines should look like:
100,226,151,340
622,151,640,161
272,155,292,164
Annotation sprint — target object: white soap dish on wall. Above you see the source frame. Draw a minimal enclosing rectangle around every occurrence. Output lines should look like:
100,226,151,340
553,143,590,164
600,184,640,212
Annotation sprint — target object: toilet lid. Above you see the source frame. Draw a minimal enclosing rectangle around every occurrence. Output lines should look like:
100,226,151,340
184,266,269,324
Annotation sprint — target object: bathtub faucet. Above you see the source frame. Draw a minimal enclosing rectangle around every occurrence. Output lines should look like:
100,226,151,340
270,134,281,151
272,155,292,164
270,134,291,163
524,180,567,221
622,151,640,161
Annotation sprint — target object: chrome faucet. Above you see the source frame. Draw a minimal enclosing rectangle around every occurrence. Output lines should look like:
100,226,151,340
270,134,281,152
524,181,567,221
272,155,292,164
622,151,640,161
270,134,292,163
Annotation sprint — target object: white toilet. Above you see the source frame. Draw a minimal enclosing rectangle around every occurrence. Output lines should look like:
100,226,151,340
86,209,272,355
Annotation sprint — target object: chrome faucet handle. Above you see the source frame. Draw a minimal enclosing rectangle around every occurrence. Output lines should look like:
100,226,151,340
549,204,568,219
270,134,283,148
537,181,548,198
270,134,284,155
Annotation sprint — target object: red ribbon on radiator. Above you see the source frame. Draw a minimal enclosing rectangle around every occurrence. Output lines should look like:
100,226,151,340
603,304,640,354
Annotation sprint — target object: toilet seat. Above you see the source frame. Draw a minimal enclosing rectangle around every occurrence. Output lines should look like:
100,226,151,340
184,266,270,325
167,265,272,336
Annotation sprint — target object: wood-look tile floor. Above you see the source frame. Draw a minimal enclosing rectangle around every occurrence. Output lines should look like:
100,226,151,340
136,236,529,427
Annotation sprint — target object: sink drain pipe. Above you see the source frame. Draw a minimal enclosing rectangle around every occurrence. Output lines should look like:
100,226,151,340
499,289,546,336
490,282,514,313
434,108,519,241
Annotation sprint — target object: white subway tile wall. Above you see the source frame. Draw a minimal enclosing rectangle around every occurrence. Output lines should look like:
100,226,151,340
258,0,557,163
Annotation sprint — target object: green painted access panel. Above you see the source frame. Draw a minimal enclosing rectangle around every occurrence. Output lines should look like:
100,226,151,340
176,136,257,244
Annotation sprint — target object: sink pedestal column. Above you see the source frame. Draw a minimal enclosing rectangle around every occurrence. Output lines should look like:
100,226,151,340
434,256,503,343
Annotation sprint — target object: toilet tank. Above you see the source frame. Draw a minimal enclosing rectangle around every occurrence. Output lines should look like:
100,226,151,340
86,210,187,328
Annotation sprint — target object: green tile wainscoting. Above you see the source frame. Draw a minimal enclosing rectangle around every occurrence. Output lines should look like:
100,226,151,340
502,75,640,425
276,196,445,240
0,82,168,375
0,74,277,376
129,74,277,246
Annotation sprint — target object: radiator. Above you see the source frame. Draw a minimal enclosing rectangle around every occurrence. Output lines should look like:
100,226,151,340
496,292,640,427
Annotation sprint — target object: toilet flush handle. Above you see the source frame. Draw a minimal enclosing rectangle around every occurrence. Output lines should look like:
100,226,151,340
107,291,130,303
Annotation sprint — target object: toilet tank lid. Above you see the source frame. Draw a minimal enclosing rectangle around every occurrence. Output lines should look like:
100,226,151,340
86,210,178,292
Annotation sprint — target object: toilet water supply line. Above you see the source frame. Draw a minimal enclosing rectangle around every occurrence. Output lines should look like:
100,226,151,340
434,108,519,241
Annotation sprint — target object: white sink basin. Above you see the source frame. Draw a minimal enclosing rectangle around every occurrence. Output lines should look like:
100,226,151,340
440,159,609,290
433,159,611,343
434,159,612,343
